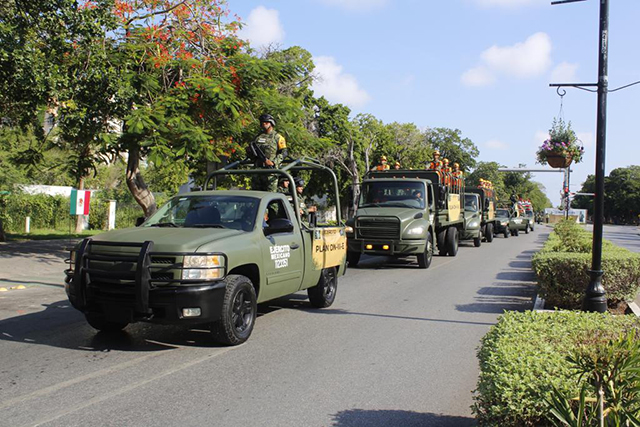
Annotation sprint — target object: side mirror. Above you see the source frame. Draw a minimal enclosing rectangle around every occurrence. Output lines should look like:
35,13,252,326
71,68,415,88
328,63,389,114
135,217,145,227
264,218,294,236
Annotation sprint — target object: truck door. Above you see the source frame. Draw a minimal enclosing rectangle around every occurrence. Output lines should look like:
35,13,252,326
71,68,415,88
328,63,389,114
259,198,304,299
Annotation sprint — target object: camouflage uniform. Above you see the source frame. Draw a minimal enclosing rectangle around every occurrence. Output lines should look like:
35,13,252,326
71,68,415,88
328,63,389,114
252,131,287,192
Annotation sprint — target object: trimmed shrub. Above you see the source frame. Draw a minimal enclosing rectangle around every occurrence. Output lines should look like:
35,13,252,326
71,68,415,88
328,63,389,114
532,220,640,308
533,249,640,309
0,192,70,232
473,311,640,426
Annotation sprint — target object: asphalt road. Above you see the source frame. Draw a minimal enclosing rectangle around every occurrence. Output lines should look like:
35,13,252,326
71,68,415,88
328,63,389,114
0,228,548,427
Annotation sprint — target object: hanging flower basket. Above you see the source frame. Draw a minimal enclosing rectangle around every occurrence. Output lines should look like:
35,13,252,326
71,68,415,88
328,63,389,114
536,118,584,168
546,153,573,168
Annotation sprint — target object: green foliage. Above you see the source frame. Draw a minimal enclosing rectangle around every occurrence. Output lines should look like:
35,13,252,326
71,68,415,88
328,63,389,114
426,127,479,172
546,331,640,426
532,220,640,308
0,192,70,232
473,311,640,427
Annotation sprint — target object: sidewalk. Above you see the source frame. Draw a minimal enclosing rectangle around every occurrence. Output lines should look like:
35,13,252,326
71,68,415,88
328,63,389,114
0,239,75,289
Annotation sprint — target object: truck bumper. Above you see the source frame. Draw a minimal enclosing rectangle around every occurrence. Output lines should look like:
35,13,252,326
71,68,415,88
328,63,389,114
65,273,226,325
347,238,426,256
460,228,480,240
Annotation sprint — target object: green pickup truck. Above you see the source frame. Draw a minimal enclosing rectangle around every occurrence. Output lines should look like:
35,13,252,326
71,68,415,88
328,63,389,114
346,169,464,269
461,193,482,247
65,159,346,345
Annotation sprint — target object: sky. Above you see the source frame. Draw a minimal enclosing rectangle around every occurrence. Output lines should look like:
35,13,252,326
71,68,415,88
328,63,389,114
232,0,640,206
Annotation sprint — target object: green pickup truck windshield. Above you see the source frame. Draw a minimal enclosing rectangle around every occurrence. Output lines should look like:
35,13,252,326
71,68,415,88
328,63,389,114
145,195,260,231
359,181,426,209
496,209,509,218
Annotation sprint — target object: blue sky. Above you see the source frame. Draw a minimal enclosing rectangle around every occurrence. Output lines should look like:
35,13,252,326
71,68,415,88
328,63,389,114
232,0,640,205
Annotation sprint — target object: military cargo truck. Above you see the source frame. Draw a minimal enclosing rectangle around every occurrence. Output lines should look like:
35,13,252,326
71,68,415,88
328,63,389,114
466,187,499,243
461,193,482,247
65,158,346,345
345,169,464,269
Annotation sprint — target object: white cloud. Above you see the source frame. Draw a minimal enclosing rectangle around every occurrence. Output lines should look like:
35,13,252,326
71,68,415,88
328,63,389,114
238,7,285,49
318,0,387,11
312,56,371,108
486,139,509,150
461,66,496,87
462,32,552,87
474,0,544,8
550,62,579,83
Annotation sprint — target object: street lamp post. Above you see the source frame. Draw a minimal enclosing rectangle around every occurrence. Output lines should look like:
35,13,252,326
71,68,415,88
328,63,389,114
583,0,609,312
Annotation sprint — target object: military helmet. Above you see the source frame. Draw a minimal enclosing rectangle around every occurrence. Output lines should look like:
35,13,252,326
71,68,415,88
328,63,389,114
433,150,440,156
380,155,387,161
259,113,276,126
294,177,305,187
443,158,449,164
454,162,460,168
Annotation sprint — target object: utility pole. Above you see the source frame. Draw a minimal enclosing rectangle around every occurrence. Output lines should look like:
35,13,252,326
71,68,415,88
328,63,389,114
550,0,609,312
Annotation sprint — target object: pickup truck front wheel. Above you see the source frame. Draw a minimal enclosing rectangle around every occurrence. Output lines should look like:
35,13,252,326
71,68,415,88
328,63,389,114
211,275,257,346
347,251,360,268
308,267,337,308
85,312,129,333
417,233,433,269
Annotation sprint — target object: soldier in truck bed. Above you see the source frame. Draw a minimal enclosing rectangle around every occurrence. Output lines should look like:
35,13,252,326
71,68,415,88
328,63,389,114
251,114,288,191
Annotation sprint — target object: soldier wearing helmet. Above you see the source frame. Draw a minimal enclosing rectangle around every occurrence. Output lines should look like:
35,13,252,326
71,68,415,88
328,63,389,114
428,150,442,170
394,161,401,170
294,177,316,217
251,114,288,191
375,155,390,171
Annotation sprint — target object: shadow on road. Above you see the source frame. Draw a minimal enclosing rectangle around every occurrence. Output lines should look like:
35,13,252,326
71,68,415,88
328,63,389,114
0,240,71,261
331,409,475,427
0,299,231,352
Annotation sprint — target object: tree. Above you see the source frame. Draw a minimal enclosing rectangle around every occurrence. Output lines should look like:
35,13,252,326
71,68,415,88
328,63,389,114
425,127,479,172
384,122,430,169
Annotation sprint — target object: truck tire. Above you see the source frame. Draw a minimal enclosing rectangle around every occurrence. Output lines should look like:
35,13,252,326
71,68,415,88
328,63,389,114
525,226,529,234
211,275,257,346
473,235,481,247
85,312,129,333
308,267,337,308
503,228,509,238
417,233,433,269
437,229,448,256
347,251,360,268
445,227,459,257
530,224,535,232
514,229,519,236
485,223,494,242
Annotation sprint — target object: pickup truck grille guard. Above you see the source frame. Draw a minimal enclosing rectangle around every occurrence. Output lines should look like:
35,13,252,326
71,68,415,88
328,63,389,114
68,238,227,316
356,217,401,239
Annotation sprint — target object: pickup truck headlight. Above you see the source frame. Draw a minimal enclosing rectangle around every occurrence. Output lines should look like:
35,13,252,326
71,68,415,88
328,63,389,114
468,221,479,229
406,226,425,236
182,255,225,280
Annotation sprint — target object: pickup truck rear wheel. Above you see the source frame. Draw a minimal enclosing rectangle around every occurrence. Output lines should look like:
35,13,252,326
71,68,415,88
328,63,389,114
525,225,529,234
503,228,509,238
445,227,459,257
308,267,337,308
347,251,360,268
85,312,129,333
417,233,433,269
485,223,494,242
211,275,257,346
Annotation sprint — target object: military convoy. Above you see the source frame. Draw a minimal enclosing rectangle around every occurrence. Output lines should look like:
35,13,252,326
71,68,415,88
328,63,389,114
64,154,538,345
65,158,346,345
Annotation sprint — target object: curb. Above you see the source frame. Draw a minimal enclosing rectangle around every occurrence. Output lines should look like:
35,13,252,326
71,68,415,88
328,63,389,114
534,294,640,317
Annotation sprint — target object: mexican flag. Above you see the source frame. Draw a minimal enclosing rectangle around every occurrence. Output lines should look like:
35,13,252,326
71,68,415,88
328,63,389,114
70,189,91,215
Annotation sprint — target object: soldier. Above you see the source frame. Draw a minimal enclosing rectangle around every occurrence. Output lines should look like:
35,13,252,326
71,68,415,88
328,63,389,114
251,114,288,191
428,150,442,170
294,177,316,217
442,158,452,186
375,156,390,171
452,162,463,191
394,161,401,170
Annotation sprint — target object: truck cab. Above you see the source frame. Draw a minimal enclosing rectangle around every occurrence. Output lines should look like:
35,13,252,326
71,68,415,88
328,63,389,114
346,169,464,269
65,158,346,345
461,193,482,247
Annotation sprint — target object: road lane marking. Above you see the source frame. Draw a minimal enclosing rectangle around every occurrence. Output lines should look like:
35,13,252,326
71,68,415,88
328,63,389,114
28,346,238,427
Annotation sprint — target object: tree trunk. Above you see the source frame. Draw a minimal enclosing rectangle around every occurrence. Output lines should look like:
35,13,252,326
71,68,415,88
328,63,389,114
74,177,85,234
0,218,6,242
126,144,157,218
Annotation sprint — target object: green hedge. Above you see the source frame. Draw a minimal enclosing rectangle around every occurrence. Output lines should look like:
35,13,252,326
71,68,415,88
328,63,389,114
473,311,640,426
0,191,150,232
532,220,640,309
